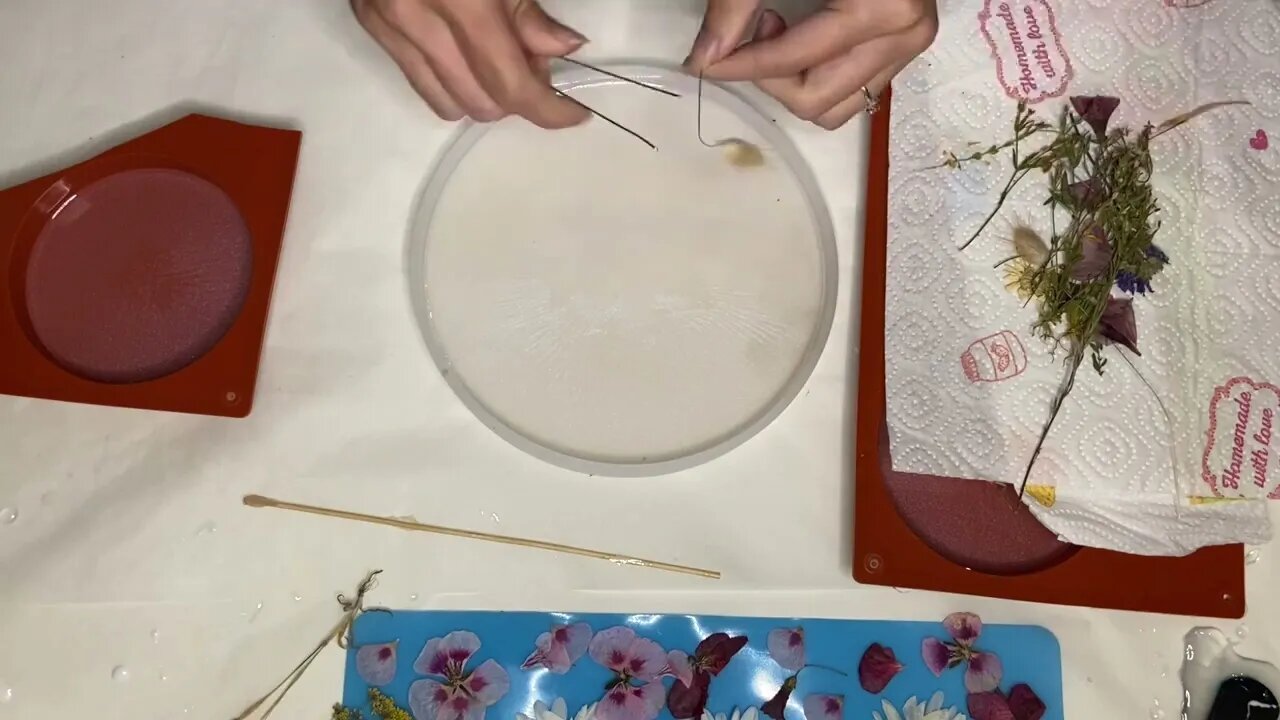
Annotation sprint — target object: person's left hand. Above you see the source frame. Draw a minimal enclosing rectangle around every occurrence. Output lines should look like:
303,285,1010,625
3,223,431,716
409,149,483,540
686,1,939,129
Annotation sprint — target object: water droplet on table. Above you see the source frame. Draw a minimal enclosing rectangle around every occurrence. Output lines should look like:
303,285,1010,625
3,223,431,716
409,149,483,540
195,521,217,536
0,508,17,525
243,602,263,623
479,510,500,524
159,672,168,682
293,593,303,602
151,629,160,644
111,665,130,682
1236,624,1249,642
1245,548,1260,565
410,593,419,602
1,686,12,703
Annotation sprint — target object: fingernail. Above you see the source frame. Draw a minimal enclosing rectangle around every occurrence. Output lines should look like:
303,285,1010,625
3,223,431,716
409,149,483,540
556,26,589,48
683,36,720,71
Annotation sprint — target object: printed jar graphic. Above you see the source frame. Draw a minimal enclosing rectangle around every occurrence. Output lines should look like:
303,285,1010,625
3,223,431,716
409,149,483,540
961,331,1028,383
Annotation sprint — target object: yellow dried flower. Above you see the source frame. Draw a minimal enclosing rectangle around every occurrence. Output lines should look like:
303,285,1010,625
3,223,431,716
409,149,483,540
332,703,361,720
1002,259,1038,301
369,688,412,720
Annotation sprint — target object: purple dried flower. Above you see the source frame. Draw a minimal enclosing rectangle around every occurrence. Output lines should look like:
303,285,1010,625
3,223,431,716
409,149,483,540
1007,684,1047,720
967,692,1015,720
1071,225,1112,281
762,677,797,720
1115,271,1151,295
1070,96,1121,138
858,643,903,694
1099,296,1140,356
1067,177,1103,208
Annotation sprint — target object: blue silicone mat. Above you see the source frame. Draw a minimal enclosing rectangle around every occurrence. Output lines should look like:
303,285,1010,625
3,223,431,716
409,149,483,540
341,610,1062,720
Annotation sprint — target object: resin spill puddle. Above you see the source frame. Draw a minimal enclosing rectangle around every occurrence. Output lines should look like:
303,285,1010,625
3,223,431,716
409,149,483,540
1181,627,1279,720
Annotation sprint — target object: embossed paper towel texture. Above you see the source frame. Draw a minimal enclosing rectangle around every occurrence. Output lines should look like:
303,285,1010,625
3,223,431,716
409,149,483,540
885,0,1280,554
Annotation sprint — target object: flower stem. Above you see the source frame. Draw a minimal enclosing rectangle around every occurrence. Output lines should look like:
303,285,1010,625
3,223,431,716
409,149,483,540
800,663,848,678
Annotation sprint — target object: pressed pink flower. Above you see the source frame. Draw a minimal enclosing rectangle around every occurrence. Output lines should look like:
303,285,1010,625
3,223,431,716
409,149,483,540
666,633,749,719
922,613,1003,697
1070,226,1112,282
767,627,806,673
801,694,843,720
662,650,694,688
522,622,593,674
1099,296,1140,356
922,637,950,676
1068,177,1104,208
597,681,666,720
942,612,983,645
409,631,510,720
589,627,668,682
857,643,903,693
965,652,1004,693
356,641,398,686
415,631,482,678
1070,96,1121,138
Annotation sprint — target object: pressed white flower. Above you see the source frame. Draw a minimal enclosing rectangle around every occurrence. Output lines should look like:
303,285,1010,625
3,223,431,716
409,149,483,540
870,692,965,720
701,707,761,720
518,698,597,720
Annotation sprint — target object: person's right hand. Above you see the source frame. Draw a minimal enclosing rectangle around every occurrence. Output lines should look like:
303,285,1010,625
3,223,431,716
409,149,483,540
351,0,592,128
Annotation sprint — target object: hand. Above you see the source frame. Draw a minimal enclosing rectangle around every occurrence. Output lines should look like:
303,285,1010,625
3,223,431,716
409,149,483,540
352,0,591,127
686,1,938,129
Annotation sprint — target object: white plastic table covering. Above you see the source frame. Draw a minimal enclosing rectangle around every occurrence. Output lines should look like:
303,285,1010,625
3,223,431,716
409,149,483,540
0,1,1275,718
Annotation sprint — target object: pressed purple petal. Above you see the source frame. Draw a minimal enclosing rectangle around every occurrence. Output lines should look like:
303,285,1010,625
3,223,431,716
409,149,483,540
768,628,806,673
922,637,950,676
1068,177,1103,208
408,678,453,720
664,650,694,688
600,683,665,720
801,695,843,720
1070,227,1112,281
965,652,1004,693
356,641,398,686
943,613,983,644
463,659,511,706
559,623,593,665
634,681,667,719
415,631,481,679
667,670,711,719
625,637,669,681
761,678,797,720
1070,96,1121,137
524,632,563,672
529,623,593,673
696,633,749,675
858,643,904,693
967,692,1015,720
1007,684,1047,720
589,627,638,674
1099,296,1140,355
443,692,483,720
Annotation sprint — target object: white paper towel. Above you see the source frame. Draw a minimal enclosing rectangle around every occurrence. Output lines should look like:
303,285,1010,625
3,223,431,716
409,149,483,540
885,0,1280,555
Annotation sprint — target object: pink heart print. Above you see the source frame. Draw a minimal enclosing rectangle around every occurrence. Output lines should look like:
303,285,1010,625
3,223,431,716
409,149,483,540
1250,129,1269,151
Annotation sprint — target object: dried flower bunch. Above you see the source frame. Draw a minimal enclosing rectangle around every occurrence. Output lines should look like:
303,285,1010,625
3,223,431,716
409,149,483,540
941,95,1244,494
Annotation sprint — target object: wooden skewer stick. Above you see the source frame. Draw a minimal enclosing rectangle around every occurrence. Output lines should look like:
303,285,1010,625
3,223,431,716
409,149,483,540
243,495,720,580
